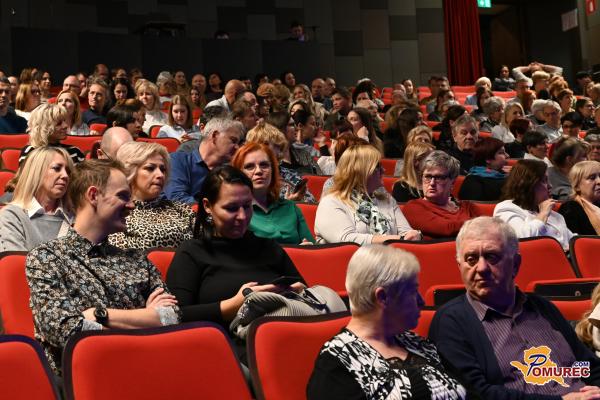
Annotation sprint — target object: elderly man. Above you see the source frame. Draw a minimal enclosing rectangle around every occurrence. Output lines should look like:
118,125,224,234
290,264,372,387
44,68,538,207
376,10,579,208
430,216,600,399
26,159,180,374
163,117,243,203
447,114,479,175
585,133,600,162
0,76,27,133
62,75,81,96
97,127,133,159
205,79,245,112
538,100,563,143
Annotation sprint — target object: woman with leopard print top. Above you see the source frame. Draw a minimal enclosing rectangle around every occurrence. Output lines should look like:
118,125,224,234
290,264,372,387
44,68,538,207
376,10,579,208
108,141,194,250
307,245,467,399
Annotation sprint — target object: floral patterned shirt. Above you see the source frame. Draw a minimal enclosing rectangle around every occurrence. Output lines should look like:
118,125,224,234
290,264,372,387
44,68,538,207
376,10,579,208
26,228,180,374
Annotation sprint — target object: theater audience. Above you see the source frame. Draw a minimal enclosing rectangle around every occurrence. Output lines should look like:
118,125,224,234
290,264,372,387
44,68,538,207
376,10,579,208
392,141,435,202
446,114,479,174
82,79,109,125
0,147,73,252
108,141,194,250
190,84,207,111
110,77,134,104
505,117,532,158
561,111,583,139
205,79,245,112
479,97,504,132
491,102,524,143
523,130,552,167
492,64,515,91
434,105,467,152
136,79,167,133
426,89,455,120
14,82,42,121
307,245,467,399
20,103,85,165
383,107,424,158
291,83,326,127
0,76,27,133
586,134,600,162
458,137,509,201
470,87,494,122
106,103,143,139
231,143,313,244
557,88,575,116
538,100,563,142
575,97,597,131
494,159,574,250
56,89,90,136
97,126,133,160
163,117,243,204
166,165,305,328
347,107,384,153
403,151,480,238
157,94,200,141
324,87,353,130
315,145,421,245
430,216,600,398
558,160,600,235
548,137,588,200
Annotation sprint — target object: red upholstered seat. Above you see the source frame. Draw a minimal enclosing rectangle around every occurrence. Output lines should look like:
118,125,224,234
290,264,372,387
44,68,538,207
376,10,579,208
63,323,252,400
247,313,351,400
380,158,398,176
303,174,329,202
0,134,28,149
88,124,107,134
146,248,176,281
149,125,162,138
0,335,60,400
551,299,592,322
414,309,435,337
0,252,34,336
1,148,20,171
296,202,317,238
570,236,600,278
452,175,465,199
0,169,15,195
137,137,180,153
283,243,359,297
62,135,103,153
382,176,397,194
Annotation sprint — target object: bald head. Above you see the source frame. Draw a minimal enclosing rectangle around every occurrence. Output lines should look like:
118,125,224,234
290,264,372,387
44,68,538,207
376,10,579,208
99,127,133,160
63,75,81,95
224,80,246,105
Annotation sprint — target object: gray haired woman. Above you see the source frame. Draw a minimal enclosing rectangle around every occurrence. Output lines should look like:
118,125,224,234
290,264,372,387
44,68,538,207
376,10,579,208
307,245,467,399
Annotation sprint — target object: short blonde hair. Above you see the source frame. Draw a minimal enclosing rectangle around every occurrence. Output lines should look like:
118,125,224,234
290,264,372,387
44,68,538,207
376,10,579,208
532,71,550,85
501,102,525,129
407,125,433,144
569,160,600,198
115,141,170,185
331,144,382,204
57,89,83,128
245,121,289,157
28,103,68,147
346,245,420,315
134,79,160,111
11,146,73,210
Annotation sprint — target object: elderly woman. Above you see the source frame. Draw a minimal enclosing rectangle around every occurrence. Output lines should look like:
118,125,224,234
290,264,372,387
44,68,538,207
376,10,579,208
548,137,588,201
135,79,168,133
491,102,524,143
575,97,597,131
458,137,509,201
494,159,574,250
0,147,73,252
523,130,552,167
157,94,200,142
558,160,600,235
231,142,313,244
108,141,194,250
315,145,421,245
392,141,435,202
403,151,481,238
14,82,42,121
56,89,90,136
307,245,467,399
166,165,304,328
20,103,85,165
479,97,504,132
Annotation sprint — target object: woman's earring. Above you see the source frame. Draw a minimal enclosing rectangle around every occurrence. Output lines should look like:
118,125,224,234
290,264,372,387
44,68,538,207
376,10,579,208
206,214,214,225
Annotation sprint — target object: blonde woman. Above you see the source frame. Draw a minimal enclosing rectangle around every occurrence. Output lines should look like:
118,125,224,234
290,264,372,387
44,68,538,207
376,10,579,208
392,142,435,202
56,89,90,136
15,82,42,121
108,141,195,250
576,284,600,357
491,102,524,143
0,147,73,251
558,160,600,235
314,145,421,245
135,79,167,134
20,103,85,165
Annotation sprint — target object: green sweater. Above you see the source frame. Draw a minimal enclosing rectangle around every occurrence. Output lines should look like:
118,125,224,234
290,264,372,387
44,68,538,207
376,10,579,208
249,199,314,245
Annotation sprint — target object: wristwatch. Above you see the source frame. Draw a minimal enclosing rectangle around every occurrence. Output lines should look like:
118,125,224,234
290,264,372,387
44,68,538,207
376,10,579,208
94,305,109,326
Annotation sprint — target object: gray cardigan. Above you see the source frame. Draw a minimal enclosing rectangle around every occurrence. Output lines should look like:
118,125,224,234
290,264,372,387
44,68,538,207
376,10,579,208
0,204,71,252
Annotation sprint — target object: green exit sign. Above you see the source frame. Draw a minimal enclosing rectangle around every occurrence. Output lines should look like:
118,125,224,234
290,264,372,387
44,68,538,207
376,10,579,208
478,0,491,7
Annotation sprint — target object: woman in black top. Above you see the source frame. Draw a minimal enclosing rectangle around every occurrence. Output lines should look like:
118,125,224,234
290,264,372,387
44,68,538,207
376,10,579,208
166,165,304,328
458,137,508,201
558,160,600,235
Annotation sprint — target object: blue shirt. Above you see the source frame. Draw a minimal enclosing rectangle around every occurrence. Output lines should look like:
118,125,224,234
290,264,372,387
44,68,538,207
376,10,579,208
0,108,27,133
163,146,209,204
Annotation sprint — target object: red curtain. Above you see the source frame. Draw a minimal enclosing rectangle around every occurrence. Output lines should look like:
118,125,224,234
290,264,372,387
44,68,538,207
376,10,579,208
443,0,485,85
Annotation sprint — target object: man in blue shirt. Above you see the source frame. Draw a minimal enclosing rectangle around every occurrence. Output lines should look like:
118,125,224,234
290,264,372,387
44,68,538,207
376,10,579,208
0,77,27,134
163,118,243,204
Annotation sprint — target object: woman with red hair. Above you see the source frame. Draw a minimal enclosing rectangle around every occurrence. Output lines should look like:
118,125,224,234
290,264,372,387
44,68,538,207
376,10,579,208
231,142,314,244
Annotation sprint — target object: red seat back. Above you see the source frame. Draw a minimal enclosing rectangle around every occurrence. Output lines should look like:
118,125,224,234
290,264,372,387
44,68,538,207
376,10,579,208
380,158,398,176
0,170,14,195
0,253,34,336
137,137,180,153
296,203,317,238
283,243,359,296
551,299,592,322
0,335,60,400
0,134,28,149
304,175,329,202
63,323,252,400
470,202,496,216
88,124,107,134
516,237,577,290
62,135,103,153
387,241,462,305
149,125,162,138
382,176,397,194
571,236,600,278
146,248,176,281
1,148,21,171
452,175,465,199
248,313,351,400
414,309,435,337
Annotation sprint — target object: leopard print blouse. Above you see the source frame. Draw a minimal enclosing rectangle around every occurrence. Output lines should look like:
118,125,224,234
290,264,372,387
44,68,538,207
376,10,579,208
109,198,195,250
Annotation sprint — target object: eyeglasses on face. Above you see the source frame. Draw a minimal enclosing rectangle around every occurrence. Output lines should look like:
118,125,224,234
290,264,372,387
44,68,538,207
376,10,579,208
242,161,271,172
423,174,450,183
